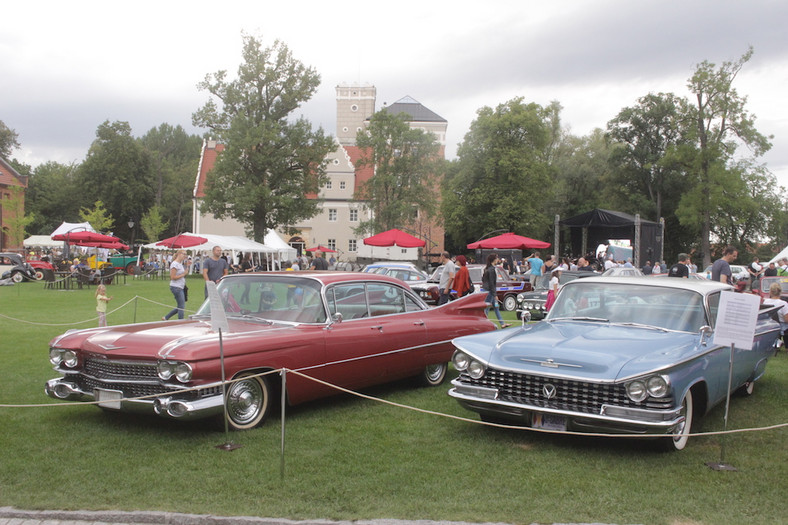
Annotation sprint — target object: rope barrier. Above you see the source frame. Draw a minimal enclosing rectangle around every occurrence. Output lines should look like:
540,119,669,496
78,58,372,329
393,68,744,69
1,365,785,440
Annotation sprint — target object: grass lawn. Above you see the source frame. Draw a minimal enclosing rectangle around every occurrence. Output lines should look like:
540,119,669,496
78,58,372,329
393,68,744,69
0,277,786,525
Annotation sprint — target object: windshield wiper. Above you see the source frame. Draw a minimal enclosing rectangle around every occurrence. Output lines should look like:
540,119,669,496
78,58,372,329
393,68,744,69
616,322,669,332
549,317,609,323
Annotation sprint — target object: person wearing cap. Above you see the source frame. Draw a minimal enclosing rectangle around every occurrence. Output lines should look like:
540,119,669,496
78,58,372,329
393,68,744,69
668,253,690,278
544,266,562,311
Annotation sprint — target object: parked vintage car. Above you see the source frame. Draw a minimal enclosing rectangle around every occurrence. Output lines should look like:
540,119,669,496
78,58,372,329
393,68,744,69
449,276,780,450
0,252,37,282
516,270,599,320
46,272,496,429
751,275,788,301
410,264,530,310
108,254,141,275
601,266,644,277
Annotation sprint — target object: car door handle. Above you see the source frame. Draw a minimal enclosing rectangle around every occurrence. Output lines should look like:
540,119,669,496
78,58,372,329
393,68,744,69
371,325,383,331
413,321,425,326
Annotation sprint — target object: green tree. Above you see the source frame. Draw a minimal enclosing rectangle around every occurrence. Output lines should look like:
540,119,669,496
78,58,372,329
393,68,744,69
138,124,202,236
0,120,20,159
552,128,614,219
606,92,690,221
79,200,114,233
25,161,82,234
139,205,168,243
192,34,335,242
442,98,558,248
354,110,442,234
2,186,34,247
78,121,155,228
680,47,772,267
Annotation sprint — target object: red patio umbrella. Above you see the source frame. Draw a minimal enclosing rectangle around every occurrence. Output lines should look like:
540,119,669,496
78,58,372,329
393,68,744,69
52,231,122,244
363,229,426,248
156,234,208,249
78,241,130,250
467,232,550,250
306,245,337,253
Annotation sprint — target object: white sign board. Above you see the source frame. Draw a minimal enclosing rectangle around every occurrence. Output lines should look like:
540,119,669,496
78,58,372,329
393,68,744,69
206,281,229,333
713,291,760,350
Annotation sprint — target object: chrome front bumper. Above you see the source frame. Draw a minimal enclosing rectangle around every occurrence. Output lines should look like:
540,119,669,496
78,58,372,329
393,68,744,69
45,377,225,421
449,379,684,435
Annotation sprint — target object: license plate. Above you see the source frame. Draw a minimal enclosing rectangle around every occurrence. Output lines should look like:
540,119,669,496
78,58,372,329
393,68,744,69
95,388,123,410
532,413,566,431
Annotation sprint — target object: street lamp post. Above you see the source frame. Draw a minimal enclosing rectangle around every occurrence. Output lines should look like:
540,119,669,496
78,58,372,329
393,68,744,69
127,218,135,252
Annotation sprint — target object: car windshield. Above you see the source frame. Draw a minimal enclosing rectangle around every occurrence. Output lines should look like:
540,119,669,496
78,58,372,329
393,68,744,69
547,282,707,332
195,275,327,324
761,276,788,293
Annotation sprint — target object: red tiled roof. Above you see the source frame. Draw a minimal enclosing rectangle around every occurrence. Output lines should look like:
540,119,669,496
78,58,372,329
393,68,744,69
193,142,224,198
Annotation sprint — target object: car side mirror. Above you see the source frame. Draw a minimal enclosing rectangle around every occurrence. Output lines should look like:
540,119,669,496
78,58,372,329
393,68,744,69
699,325,713,345
331,312,343,325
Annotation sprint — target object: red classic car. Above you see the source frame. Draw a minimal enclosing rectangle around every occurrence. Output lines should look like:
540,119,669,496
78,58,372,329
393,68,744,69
46,272,496,429
411,264,531,310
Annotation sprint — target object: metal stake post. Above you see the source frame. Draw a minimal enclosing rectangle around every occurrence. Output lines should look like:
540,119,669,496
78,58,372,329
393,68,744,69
706,343,737,471
280,368,287,480
216,328,241,451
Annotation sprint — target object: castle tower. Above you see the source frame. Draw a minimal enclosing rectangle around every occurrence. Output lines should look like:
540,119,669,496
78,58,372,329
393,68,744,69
335,83,376,146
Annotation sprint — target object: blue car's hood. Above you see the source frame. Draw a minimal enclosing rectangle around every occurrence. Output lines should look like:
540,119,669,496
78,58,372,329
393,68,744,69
453,320,702,382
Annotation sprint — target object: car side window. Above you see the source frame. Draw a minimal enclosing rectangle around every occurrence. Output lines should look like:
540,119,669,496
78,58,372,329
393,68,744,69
327,283,369,319
707,292,720,328
367,283,406,316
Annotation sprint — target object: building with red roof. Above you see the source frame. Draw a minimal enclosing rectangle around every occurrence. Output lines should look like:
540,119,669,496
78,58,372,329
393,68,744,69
0,157,27,251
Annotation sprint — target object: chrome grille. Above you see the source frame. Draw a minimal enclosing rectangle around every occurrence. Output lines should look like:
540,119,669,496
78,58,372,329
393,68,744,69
85,357,158,380
459,369,673,413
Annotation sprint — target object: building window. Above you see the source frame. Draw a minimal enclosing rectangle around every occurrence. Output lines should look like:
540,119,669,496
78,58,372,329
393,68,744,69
333,158,340,165
325,180,332,189
349,209,358,222
328,209,337,222
350,104,358,112
328,239,336,251
339,181,346,190
348,239,357,252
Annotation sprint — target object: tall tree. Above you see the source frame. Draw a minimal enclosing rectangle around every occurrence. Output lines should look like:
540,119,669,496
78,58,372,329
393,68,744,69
77,121,155,230
354,110,442,234
192,34,335,242
79,200,115,233
138,124,202,236
681,47,772,266
441,98,558,248
606,92,690,221
25,161,81,234
0,120,20,159
139,205,168,243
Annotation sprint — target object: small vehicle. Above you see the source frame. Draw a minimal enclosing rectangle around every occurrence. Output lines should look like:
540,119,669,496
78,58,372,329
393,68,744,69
701,264,749,283
449,276,779,451
601,266,644,277
46,272,496,430
108,254,141,275
516,270,599,320
410,264,530,310
751,275,788,301
361,261,421,273
0,252,37,283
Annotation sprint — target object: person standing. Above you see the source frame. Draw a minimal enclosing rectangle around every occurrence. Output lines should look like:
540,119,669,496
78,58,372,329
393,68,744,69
641,261,653,275
95,284,113,327
438,251,456,305
163,250,190,321
763,282,788,349
454,255,471,297
668,253,690,278
202,245,229,298
482,253,510,328
711,246,738,284
544,267,562,311
526,252,544,288
747,256,763,290
309,250,329,270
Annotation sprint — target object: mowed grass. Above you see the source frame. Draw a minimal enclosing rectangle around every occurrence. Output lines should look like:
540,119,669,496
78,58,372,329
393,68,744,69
0,276,786,525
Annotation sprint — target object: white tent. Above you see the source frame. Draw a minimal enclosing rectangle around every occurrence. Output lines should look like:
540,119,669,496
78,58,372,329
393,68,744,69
142,232,285,270
50,221,95,237
264,229,297,261
24,235,62,248
769,246,788,264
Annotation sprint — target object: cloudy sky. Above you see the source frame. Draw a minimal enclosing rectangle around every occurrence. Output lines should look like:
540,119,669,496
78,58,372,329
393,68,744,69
3,0,787,183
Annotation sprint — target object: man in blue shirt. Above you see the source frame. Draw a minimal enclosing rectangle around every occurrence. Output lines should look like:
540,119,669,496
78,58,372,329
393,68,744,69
526,252,544,288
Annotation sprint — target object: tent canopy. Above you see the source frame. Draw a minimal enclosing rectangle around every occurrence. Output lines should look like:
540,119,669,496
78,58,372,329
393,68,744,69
24,235,62,248
363,229,426,248
143,233,276,253
50,222,95,237
467,232,550,250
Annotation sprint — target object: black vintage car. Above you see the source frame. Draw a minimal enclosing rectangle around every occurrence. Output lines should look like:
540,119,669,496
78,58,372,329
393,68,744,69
516,270,599,319
0,252,37,283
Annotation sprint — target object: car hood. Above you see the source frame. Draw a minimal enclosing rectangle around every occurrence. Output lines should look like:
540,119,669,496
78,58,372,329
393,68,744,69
51,318,305,361
452,320,701,382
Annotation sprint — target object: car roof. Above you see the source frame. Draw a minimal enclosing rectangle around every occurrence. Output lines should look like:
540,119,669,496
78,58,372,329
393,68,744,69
567,275,733,293
223,271,407,287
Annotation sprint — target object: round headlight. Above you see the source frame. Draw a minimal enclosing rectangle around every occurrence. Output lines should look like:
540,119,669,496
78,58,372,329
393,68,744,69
646,376,668,398
626,380,648,403
157,360,175,380
174,362,193,383
467,360,486,379
50,348,63,366
62,350,78,368
452,351,470,371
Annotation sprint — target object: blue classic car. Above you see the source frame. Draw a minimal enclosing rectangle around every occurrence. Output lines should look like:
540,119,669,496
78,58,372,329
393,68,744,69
449,277,780,450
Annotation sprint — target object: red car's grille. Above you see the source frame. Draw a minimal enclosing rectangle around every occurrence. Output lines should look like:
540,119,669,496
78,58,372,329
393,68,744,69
459,369,673,413
84,357,158,380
